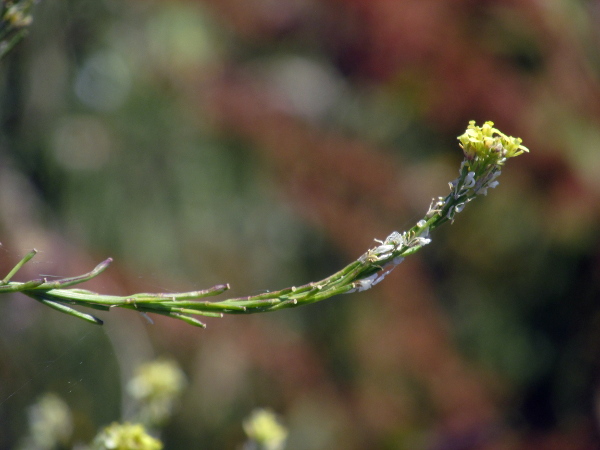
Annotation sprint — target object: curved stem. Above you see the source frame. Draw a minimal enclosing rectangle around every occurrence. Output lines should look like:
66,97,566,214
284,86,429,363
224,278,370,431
1,121,528,328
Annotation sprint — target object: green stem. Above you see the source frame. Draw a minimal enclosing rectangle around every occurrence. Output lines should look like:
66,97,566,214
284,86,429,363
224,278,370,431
0,121,528,328
1,249,38,285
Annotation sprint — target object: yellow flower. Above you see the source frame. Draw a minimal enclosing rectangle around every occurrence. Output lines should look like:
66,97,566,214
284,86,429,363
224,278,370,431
458,120,528,163
243,409,288,450
92,423,162,450
127,359,187,426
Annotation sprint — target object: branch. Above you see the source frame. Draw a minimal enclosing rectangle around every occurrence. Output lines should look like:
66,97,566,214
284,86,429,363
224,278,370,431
1,121,528,328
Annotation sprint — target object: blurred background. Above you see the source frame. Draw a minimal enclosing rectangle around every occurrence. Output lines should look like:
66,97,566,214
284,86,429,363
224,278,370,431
1,0,600,448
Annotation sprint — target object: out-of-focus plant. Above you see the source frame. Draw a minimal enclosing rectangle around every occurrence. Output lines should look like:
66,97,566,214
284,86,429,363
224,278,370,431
15,358,185,449
0,121,527,328
90,423,162,450
0,0,35,59
17,393,73,450
243,408,288,450
126,359,187,428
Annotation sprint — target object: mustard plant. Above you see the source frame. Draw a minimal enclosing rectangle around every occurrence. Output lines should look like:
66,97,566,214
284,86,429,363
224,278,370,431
0,121,528,328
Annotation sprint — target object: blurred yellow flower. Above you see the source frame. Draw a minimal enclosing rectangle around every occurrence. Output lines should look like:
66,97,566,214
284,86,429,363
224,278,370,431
127,359,187,427
91,423,162,450
243,408,288,450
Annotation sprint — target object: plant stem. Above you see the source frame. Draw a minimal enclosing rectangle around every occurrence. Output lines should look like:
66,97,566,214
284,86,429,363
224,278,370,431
0,121,528,328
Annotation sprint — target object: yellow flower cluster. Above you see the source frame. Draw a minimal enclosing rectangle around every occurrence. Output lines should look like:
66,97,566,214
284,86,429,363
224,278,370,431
127,359,187,426
243,408,288,450
92,423,162,450
3,2,33,28
458,120,528,162
127,359,187,402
